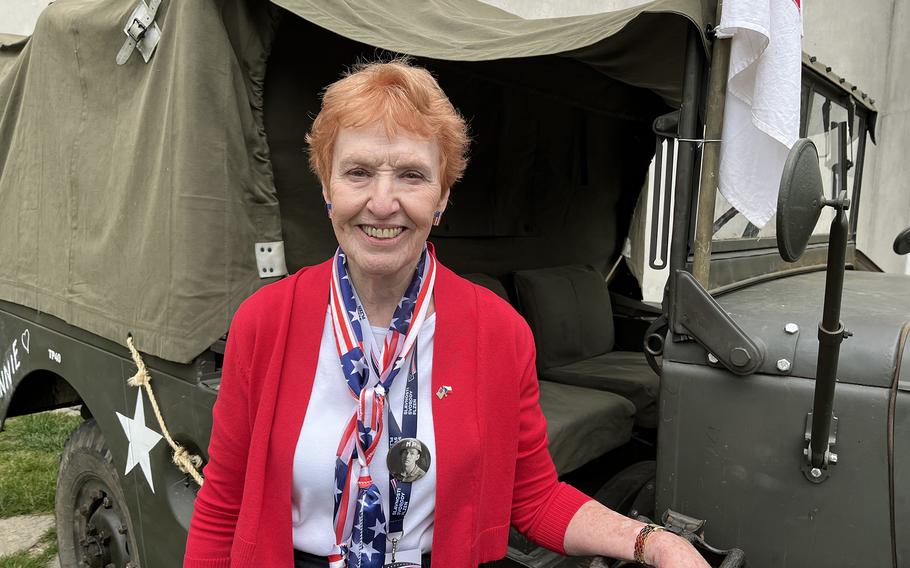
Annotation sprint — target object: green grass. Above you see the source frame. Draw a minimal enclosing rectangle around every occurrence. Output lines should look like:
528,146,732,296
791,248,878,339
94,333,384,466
0,411,82,519
0,527,57,568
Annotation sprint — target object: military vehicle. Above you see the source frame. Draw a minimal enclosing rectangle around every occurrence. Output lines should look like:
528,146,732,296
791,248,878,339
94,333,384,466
0,1,906,567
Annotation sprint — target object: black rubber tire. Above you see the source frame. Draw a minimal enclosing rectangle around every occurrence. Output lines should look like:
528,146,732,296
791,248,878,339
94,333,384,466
55,418,140,568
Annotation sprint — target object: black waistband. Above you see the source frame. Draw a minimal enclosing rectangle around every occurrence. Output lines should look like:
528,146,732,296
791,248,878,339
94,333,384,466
293,549,432,568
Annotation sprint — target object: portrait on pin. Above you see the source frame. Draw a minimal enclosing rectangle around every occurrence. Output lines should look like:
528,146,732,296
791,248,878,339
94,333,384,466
388,438,430,483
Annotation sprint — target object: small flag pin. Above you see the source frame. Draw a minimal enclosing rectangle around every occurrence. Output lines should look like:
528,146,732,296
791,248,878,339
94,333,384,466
436,385,453,399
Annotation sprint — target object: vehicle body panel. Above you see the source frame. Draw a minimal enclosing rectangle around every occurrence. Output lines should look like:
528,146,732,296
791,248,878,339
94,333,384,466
657,361,892,566
894,333,910,565
0,300,212,567
669,271,910,388
658,270,910,566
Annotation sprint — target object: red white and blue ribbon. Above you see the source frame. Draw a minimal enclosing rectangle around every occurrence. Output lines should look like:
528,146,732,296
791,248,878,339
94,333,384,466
328,246,436,568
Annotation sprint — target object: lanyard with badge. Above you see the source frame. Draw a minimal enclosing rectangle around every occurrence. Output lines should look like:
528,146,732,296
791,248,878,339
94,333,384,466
328,247,434,568
384,344,426,566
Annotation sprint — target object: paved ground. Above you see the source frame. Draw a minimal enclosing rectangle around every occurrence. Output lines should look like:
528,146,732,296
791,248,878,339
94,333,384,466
0,513,53,557
0,514,60,566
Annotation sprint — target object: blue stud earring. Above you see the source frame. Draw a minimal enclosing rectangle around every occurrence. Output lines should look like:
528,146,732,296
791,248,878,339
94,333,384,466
432,211,442,227
326,202,333,218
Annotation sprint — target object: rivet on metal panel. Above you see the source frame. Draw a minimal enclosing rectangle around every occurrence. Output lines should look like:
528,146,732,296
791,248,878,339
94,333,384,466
810,467,822,479
784,323,799,334
776,358,792,372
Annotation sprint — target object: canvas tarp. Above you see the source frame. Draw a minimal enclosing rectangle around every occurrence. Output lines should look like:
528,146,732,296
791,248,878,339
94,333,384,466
0,35,28,87
0,0,281,363
0,0,712,363
272,0,714,106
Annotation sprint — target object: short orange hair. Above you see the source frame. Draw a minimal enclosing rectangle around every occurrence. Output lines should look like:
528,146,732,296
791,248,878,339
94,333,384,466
306,59,469,192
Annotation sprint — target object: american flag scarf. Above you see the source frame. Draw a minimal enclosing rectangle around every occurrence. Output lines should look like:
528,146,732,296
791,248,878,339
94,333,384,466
327,246,437,568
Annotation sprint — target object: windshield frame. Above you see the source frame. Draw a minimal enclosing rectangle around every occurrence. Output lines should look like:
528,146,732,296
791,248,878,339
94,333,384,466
706,67,872,257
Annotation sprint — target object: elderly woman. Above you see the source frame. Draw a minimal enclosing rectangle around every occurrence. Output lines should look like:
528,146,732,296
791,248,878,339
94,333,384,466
184,60,708,568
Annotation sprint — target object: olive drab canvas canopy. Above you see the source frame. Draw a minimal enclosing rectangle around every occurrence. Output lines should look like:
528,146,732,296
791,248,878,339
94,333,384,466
273,0,714,106
0,0,281,364
0,0,713,363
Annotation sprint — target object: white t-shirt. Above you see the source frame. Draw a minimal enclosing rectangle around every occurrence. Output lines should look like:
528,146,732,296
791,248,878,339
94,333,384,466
292,308,437,558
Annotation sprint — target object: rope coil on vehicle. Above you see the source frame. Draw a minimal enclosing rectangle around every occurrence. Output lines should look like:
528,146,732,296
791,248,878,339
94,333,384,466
126,335,205,486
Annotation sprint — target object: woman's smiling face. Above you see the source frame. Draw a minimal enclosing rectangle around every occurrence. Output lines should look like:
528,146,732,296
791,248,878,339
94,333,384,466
325,123,449,284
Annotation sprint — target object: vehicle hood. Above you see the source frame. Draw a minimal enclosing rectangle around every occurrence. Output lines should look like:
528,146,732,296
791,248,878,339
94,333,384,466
709,270,910,388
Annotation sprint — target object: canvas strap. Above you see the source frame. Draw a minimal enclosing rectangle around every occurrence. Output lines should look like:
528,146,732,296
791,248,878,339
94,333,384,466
116,0,163,65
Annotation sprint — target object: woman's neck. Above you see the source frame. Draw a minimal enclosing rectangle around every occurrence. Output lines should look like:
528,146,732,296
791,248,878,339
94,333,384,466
347,264,414,329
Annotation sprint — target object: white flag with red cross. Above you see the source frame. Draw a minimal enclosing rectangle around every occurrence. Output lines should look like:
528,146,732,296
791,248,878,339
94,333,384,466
716,0,803,227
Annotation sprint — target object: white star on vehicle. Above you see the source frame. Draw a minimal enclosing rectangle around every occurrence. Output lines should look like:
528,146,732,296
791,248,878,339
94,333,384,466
116,390,163,493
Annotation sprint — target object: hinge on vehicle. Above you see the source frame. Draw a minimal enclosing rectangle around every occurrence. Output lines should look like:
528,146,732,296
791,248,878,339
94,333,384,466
116,0,163,65
672,270,765,375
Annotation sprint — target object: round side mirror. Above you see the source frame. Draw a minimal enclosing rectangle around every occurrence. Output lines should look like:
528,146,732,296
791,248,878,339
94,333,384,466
777,139,825,262
894,227,910,255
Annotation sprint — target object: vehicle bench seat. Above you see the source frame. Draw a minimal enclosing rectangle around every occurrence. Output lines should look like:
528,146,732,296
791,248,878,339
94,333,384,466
461,272,637,474
461,273,511,301
537,381,636,475
514,265,659,428
543,351,657,428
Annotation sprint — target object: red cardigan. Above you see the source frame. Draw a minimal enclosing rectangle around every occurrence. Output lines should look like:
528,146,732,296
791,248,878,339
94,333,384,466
184,258,592,567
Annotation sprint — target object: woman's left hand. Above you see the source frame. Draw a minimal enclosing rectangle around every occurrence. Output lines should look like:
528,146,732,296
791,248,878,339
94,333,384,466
645,531,712,568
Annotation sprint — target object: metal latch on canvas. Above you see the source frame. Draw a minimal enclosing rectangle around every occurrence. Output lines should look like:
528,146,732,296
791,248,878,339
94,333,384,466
255,241,289,279
116,0,163,65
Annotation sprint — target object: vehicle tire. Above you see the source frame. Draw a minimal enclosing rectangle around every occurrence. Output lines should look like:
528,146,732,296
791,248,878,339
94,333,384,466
55,418,140,568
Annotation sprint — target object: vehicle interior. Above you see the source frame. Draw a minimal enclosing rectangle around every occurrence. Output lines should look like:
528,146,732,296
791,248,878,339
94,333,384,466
263,15,674,554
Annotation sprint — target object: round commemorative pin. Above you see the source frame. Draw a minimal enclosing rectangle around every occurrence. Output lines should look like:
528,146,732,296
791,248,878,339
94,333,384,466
388,438,430,483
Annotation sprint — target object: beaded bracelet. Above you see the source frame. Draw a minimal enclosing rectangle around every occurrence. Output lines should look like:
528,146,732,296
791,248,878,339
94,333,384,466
633,523,666,566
